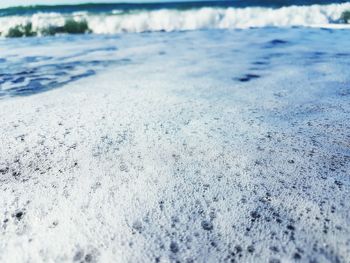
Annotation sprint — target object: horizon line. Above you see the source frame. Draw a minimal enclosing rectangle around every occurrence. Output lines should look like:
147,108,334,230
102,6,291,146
0,0,227,9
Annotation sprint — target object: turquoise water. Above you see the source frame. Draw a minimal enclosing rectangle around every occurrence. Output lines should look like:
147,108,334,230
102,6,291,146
0,1,349,16
0,1,349,37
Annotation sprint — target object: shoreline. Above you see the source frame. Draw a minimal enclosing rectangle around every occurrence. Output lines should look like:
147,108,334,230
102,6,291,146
1,28,350,262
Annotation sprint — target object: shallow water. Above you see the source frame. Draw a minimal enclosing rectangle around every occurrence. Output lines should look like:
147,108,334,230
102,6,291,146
1,28,349,98
0,28,350,262
0,36,129,97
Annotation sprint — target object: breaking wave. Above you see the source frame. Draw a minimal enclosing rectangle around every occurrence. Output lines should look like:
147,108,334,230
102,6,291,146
0,3,350,37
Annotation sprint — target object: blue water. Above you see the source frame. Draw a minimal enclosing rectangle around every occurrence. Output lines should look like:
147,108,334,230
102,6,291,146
1,27,350,98
0,35,133,97
0,1,349,16
0,1,349,98
0,0,349,38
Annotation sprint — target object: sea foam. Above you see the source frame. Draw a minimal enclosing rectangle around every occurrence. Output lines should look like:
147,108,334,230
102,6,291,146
0,3,350,37
1,28,350,262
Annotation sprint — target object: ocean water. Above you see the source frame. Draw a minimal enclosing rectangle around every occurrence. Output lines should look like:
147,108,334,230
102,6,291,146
0,1,350,37
1,1,350,263
0,0,349,98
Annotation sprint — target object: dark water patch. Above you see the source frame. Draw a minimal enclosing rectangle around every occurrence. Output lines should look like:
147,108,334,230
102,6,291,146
264,39,289,48
262,52,286,60
250,60,270,71
32,77,52,82
17,69,36,75
55,71,68,76
335,52,350,57
0,58,6,63
252,61,269,65
6,72,82,96
320,28,334,32
270,39,288,44
302,51,328,63
70,69,95,81
0,75,12,84
12,80,46,95
0,58,130,98
312,51,326,56
235,73,260,82
11,77,25,83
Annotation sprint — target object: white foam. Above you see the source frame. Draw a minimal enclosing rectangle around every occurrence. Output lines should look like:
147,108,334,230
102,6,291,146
0,28,350,262
0,3,350,36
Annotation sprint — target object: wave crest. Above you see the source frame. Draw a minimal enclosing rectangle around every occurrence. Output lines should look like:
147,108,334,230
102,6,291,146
1,3,350,37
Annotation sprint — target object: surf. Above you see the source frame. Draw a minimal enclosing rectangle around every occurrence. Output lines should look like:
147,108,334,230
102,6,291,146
0,2,350,37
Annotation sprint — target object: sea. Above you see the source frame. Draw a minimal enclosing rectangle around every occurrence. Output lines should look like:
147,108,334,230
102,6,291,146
1,1,350,262
0,0,349,98
0,0,350,36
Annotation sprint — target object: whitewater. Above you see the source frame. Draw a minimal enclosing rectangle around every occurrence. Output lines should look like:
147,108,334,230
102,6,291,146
1,0,350,261
0,3,350,36
1,26,350,262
